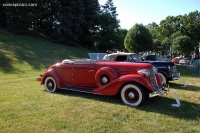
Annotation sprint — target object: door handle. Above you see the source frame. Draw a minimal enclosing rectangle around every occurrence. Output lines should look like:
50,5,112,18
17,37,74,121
88,70,94,72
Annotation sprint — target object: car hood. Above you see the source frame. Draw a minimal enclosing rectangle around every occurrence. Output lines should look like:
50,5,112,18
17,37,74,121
140,61,175,67
98,61,153,70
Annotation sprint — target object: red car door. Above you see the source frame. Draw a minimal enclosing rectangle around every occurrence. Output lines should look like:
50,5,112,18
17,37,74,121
55,63,74,85
72,63,96,87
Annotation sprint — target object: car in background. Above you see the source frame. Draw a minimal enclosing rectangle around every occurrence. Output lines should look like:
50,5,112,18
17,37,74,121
107,52,180,84
172,56,192,64
37,53,168,107
145,54,158,61
179,57,191,64
164,55,172,61
172,57,181,63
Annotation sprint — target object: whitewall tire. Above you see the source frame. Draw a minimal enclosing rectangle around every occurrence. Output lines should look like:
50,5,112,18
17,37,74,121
44,76,57,93
121,84,146,106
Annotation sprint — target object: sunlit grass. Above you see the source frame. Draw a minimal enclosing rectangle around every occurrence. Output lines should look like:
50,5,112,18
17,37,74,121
0,32,199,132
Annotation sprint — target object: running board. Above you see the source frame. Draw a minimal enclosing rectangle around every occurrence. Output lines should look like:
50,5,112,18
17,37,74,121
59,86,95,94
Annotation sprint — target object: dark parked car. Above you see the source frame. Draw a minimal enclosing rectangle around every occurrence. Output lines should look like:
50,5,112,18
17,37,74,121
107,53,180,84
145,55,158,61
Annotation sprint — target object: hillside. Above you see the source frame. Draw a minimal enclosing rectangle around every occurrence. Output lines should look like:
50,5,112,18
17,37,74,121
0,32,90,74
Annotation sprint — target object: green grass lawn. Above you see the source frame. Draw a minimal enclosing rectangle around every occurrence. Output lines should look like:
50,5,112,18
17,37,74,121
0,32,199,133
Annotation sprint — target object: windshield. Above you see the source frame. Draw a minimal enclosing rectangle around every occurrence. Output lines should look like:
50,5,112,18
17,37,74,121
129,54,141,61
88,53,108,61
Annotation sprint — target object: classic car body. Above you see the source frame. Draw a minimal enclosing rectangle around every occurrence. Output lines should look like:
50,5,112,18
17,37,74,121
107,52,180,84
37,53,168,106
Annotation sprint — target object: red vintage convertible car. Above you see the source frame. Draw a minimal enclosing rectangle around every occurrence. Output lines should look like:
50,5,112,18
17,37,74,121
37,53,168,106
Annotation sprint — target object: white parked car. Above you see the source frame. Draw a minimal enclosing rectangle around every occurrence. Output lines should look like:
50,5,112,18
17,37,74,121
179,58,191,64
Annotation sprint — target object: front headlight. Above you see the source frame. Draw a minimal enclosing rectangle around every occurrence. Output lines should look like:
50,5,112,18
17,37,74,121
138,69,150,77
153,66,158,73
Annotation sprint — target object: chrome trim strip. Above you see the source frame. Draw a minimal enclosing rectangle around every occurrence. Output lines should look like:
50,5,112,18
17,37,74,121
149,68,159,91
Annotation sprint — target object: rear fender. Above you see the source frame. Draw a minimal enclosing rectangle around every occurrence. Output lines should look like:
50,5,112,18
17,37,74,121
40,69,63,88
94,74,153,96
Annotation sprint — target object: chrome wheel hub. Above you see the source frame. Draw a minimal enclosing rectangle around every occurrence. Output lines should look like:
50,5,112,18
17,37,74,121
48,82,53,87
128,92,135,99
102,77,108,84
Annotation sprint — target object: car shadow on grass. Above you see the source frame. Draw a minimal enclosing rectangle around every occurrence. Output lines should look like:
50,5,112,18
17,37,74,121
56,89,124,105
141,96,200,120
0,52,15,73
55,89,199,120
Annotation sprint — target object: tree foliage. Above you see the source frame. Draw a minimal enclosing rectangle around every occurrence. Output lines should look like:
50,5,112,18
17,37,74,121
115,28,128,50
0,0,121,51
174,35,194,55
146,10,200,56
124,24,152,53
0,1,199,54
94,0,120,51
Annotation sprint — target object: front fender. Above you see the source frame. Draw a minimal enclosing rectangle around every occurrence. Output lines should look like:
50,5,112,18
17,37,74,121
40,69,63,88
93,74,153,96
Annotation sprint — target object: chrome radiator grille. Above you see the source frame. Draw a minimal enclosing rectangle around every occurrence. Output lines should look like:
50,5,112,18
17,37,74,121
149,68,159,91
170,66,178,77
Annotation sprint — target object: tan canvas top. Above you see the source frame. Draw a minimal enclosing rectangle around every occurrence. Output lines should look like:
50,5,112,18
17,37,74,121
108,52,137,60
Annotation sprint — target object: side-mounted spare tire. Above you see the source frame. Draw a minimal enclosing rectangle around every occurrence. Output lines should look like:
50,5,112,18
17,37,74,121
95,67,117,88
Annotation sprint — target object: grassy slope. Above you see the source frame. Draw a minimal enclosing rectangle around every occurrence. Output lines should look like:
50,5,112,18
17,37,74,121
0,32,200,133
0,32,89,74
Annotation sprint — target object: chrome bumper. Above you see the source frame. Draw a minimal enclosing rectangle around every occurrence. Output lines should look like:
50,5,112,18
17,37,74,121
36,74,42,81
149,85,169,98
172,72,180,80
36,78,41,81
